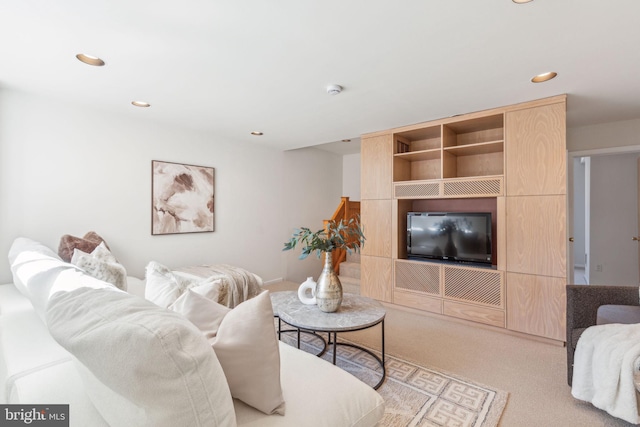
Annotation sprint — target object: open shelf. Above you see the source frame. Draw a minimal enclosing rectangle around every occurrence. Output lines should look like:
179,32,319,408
392,113,505,184
394,148,441,161
442,114,504,148
393,156,440,182
443,140,504,157
394,127,441,154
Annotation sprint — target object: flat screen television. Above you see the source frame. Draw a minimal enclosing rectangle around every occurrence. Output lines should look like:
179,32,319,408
407,212,492,265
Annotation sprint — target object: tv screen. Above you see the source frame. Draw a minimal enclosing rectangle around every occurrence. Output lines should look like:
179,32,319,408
407,212,492,265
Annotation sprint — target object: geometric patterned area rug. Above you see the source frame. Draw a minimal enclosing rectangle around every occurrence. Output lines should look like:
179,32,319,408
279,330,508,427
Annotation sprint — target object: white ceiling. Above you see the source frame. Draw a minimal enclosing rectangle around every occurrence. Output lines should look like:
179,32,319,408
2,1,639,154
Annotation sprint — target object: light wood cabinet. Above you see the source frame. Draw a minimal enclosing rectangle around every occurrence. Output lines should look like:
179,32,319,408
504,100,567,340
360,95,568,342
443,301,505,328
360,199,392,258
506,195,567,278
360,133,393,301
506,273,566,341
505,103,566,196
361,255,393,302
361,134,393,200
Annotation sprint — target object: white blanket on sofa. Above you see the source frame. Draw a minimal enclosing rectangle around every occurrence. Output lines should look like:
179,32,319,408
174,264,262,308
572,323,640,424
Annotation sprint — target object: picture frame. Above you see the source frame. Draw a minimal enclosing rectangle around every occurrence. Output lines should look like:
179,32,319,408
151,160,215,235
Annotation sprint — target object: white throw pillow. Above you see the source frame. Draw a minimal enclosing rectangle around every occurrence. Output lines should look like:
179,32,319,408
144,261,222,308
171,289,286,415
46,287,236,427
71,243,128,291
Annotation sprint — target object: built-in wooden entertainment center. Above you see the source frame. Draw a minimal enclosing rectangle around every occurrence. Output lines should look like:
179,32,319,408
360,95,567,342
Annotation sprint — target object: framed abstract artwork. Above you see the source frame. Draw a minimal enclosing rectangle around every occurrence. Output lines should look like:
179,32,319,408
152,160,215,235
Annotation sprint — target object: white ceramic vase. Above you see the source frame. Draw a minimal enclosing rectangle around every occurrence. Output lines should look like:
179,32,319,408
297,276,317,305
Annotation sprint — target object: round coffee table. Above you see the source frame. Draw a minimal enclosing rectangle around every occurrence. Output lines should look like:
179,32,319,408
271,291,386,389
271,291,328,356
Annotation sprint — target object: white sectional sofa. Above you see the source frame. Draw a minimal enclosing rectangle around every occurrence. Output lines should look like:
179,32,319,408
1,238,384,426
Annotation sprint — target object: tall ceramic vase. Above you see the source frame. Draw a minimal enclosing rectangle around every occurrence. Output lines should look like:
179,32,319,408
315,253,343,313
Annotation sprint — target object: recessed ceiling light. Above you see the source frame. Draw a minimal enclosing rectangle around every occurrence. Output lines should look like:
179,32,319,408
512,0,533,3
76,53,105,66
131,101,151,107
251,131,263,136
531,72,558,83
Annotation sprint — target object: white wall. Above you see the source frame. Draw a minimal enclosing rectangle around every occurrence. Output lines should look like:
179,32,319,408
342,153,361,201
589,153,639,285
568,117,640,152
572,158,586,268
281,147,343,284
0,88,343,284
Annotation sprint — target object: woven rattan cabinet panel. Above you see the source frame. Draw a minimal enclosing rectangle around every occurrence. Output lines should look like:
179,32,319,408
443,266,503,308
442,177,503,198
395,260,440,295
394,181,440,199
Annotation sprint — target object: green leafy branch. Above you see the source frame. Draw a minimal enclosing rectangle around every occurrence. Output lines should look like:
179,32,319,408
283,216,365,260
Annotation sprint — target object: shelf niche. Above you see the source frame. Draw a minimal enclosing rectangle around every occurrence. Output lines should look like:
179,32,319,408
393,126,441,182
397,197,498,267
442,114,504,179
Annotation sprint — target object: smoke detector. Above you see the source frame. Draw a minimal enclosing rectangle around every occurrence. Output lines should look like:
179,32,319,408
326,84,343,95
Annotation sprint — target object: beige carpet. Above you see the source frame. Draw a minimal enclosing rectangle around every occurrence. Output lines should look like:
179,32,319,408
279,329,508,427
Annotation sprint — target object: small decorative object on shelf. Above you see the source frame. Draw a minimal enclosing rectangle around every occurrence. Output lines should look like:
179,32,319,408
397,138,410,153
283,216,365,312
297,277,317,305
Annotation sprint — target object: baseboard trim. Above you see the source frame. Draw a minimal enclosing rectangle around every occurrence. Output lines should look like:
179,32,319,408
263,277,284,286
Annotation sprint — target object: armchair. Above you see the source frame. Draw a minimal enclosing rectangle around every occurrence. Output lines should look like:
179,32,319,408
566,284,640,386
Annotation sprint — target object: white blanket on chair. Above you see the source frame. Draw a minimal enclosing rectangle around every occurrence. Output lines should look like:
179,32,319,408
572,323,640,424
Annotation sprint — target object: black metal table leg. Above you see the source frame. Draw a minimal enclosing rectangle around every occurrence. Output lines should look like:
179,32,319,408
332,332,337,365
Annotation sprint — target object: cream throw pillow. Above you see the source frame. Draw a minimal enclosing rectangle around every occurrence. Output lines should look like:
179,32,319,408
171,289,286,415
46,287,236,427
168,286,229,340
71,242,127,291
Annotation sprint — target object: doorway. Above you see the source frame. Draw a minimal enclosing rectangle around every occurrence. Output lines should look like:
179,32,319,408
570,147,640,285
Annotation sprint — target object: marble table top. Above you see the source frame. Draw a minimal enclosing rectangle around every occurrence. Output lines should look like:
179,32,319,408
270,291,385,332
